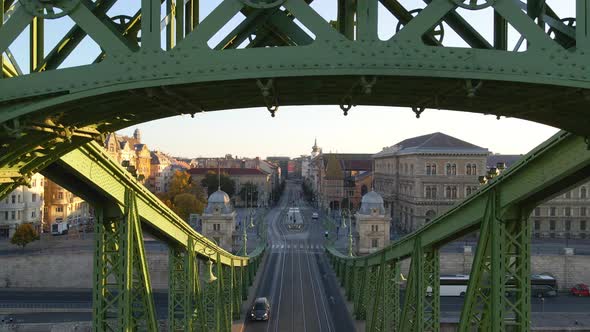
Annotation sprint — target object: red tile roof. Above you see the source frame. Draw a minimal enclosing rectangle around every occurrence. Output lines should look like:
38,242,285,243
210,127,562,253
188,168,266,175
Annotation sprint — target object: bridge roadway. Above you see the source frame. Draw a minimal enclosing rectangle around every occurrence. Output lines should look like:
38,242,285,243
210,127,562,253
244,181,355,332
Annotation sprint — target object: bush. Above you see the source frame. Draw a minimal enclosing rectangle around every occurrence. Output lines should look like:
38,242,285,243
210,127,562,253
11,223,39,248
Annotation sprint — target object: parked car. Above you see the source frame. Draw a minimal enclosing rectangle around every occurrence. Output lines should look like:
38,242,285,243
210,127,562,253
312,212,319,220
571,283,590,297
249,297,270,321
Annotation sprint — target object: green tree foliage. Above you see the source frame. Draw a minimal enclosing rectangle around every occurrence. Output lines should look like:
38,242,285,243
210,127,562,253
156,170,207,221
239,182,258,205
201,171,235,197
172,193,203,221
11,223,39,248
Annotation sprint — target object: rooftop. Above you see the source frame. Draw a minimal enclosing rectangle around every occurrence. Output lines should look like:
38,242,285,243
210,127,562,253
188,167,267,176
374,132,489,158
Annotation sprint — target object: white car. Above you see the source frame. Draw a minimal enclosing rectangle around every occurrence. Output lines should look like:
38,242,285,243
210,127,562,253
312,212,319,220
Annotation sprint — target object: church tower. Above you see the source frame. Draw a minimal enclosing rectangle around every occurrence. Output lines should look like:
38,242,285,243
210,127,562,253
133,128,141,143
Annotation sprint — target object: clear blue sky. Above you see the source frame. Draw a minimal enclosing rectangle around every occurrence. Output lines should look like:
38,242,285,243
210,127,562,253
6,0,572,158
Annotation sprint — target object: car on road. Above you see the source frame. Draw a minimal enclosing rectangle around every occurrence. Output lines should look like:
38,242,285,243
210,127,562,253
571,283,590,297
249,297,270,321
531,284,557,298
312,212,319,220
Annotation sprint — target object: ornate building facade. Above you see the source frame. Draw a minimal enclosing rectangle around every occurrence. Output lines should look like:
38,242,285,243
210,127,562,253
356,191,391,255
43,179,92,232
0,173,44,238
373,132,489,233
201,189,236,251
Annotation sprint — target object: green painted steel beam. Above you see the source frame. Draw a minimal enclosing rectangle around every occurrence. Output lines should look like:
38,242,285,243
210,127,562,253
327,131,590,267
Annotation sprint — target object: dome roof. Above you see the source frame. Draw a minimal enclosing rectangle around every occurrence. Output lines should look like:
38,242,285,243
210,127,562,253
359,190,385,215
204,189,233,214
208,189,230,204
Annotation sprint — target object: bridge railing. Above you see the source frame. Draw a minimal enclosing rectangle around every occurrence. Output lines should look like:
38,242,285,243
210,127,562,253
325,131,590,332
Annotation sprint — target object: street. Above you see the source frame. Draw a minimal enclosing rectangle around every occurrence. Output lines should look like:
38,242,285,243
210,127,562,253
244,181,355,332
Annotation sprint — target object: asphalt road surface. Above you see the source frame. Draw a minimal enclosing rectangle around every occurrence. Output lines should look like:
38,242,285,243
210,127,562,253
244,181,355,332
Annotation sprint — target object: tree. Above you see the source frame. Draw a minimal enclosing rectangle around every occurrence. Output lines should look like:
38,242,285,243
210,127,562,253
201,171,235,197
169,170,192,198
11,224,39,248
239,182,259,205
172,193,204,221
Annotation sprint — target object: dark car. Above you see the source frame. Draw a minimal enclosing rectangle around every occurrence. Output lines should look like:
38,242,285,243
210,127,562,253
250,297,270,321
571,283,590,297
531,284,557,298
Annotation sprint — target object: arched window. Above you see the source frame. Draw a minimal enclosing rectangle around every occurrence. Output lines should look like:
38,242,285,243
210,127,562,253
466,164,472,175
426,164,431,175
452,187,457,199
581,187,587,199
410,164,414,175
446,163,451,175
426,186,432,198
432,164,437,175
451,164,457,175
472,164,477,175
432,187,437,198
446,186,452,198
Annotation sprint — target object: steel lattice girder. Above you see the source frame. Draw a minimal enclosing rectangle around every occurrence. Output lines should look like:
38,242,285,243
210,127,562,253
92,188,158,331
326,130,590,330
2,0,590,191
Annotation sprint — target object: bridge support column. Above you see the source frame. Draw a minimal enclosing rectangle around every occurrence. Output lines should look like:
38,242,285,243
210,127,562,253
459,192,531,332
168,238,207,332
92,189,158,331
399,239,440,332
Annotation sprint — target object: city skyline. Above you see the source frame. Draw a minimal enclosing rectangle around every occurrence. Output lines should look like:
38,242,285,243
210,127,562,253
117,105,559,159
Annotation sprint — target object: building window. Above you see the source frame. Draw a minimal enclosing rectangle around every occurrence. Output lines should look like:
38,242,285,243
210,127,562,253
57,192,64,200
580,220,587,231
445,186,457,199
426,164,431,175
549,220,556,231
371,238,379,248
550,207,556,216
31,211,36,218
565,220,571,231
56,206,63,213
451,164,457,175
425,186,432,198
431,164,437,175
534,220,540,231
11,195,15,204
565,191,571,199
32,194,37,202
371,225,379,232
565,207,571,217
466,164,472,175
446,163,451,175
4,211,7,220
582,207,587,217
11,211,15,220
581,187,587,199
213,223,221,231
534,207,541,216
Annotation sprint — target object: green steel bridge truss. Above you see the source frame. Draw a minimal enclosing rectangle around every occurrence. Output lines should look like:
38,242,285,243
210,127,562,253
327,131,590,332
1,0,590,330
43,141,266,331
